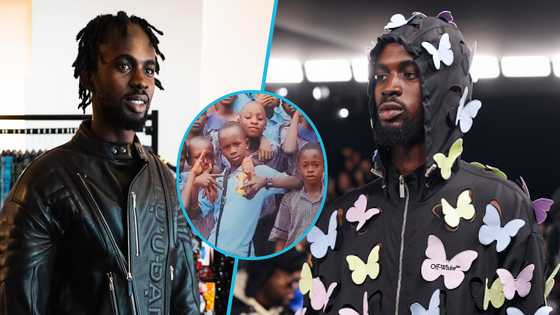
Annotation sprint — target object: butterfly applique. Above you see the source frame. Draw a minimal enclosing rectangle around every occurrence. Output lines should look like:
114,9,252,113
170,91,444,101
478,202,525,252
346,244,381,285
456,86,482,133
506,306,553,315
440,190,475,229
433,138,463,180
307,210,338,259
544,263,560,300
471,162,508,180
422,33,454,70
410,289,440,315
346,194,380,231
483,277,505,310
384,13,412,29
437,10,457,27
496,264,534,300
421,235,478,289
520,177,554,224
310,278,338,312
338,291,368,315
300,262,312,295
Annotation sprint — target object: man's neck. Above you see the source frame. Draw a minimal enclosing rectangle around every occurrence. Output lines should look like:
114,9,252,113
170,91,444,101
391,142,425,176
91,118,135,144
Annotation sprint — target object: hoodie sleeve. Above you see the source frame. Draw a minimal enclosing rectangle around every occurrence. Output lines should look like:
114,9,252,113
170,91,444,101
497,186,546,314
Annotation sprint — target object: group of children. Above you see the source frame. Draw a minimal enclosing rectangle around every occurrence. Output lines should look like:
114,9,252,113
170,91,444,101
180,93,325,257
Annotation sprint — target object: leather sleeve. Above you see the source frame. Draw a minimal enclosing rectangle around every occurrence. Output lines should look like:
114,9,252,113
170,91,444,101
171,210,201,315
0,166,63,315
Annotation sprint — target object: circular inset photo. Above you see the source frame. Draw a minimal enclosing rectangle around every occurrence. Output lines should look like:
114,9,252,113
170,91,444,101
176,90,328,259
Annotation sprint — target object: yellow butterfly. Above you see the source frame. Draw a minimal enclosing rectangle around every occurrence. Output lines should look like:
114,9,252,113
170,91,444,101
470,162,508,180
483,277,505,310
433,138,463,180
545,263,560,300
300,262,313,295
346,244,380,285
441,190,475,228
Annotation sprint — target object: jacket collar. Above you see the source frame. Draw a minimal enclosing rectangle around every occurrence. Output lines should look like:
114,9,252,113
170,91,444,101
70,120,149,161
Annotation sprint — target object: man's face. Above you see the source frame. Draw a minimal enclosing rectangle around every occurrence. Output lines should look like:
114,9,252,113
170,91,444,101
219,126,249,168
373,43,423,147
89,23,156,131
239,102,267,138
263,270,299,307
298,149,324,186
188,139,213,171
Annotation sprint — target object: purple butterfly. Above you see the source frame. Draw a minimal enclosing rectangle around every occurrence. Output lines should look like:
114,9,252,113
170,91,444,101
520,177,554,224
437,10,457,27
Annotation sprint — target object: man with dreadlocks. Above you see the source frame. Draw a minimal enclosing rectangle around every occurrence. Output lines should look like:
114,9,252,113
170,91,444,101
0,11,200,315
302,12,548,315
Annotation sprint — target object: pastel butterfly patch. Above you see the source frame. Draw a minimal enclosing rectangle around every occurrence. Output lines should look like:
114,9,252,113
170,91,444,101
471,162,508,180
307,210,338,259
410,289,440,315
496,264,534,300
433,138,463,180
346,244,381,285
483,277,505,310
441,190,475,229
421,234,478,289
346,194,380,231
421,33,454,70
506,306,553,315
338,291,368,315
520,177,554,224
310,278,338,312
478,202,525,252
384,13,412,30
300,262,312,295
456,86,482,133
544,263,560,300
437,10,457,27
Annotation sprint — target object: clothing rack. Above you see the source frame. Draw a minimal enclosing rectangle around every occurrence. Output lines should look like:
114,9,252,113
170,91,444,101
0,110,159,154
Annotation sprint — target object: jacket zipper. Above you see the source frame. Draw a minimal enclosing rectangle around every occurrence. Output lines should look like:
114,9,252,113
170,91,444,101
76,172,129,276
132,192,140,256
170,265,174,281
395,175,409,315
126,164,147,315
107,272,120,315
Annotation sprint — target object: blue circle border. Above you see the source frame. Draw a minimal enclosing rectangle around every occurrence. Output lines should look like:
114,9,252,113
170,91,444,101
175,89,329,261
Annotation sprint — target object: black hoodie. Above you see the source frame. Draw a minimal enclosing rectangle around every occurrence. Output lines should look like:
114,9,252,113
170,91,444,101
303,13,546,315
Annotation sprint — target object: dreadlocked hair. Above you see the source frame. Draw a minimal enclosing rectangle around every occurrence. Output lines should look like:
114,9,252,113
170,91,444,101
71,11,165,112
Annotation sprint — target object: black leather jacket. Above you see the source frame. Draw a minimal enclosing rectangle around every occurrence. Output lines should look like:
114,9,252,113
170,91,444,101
0,122,200,315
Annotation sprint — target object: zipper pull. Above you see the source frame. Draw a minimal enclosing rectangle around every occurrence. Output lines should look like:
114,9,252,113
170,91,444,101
132,192,136,210
399,175,405,198
170,265,174,281
108,273,115,291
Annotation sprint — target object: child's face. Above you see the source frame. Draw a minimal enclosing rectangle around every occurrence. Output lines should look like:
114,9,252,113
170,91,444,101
219,127,249,168
298,149,324,186
189,140,214,171
239,102,266,138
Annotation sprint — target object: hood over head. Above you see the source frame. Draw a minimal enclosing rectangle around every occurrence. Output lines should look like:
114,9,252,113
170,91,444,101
368,11,475,180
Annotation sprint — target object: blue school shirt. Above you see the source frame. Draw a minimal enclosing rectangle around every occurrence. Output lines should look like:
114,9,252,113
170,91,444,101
200,164,286,256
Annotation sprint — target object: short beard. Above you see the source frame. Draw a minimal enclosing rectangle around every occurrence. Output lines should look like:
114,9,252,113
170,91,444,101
98,103,148,131
373,109,424,147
